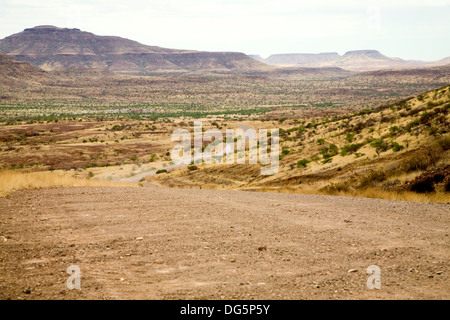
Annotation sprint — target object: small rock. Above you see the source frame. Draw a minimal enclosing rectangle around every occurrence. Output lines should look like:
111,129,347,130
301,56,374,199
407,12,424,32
23,289,31,294
344,219,352,223
258,246,267,252
348,269,358,273
436,271,443,275
136,237,144,241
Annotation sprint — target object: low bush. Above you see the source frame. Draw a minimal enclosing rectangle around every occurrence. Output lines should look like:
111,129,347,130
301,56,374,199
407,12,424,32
297,158,310,168
340,143,364,156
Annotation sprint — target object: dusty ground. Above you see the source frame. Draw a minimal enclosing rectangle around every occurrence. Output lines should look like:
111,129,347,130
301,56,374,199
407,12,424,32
0,184,448,300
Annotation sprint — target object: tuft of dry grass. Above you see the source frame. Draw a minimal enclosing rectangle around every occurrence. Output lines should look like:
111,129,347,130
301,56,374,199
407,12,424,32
0,170,138,197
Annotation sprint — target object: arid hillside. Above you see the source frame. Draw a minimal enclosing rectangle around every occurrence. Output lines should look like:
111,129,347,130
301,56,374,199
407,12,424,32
0,53,48,87
149,85,450,203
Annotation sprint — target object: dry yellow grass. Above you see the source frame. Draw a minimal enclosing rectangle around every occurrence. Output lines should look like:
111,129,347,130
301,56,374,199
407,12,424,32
235,185,449,203
0,170,138,197
323,188,450,204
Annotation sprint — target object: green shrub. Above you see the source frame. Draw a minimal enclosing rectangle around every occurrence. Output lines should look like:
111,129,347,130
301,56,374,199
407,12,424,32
391,141,404,152
320,144,339,159
405,120,419,132
389,126,400,136
111,124,123,131
340,143,363,156
297,158,310,168
345,133,354,142
371,139,389,154
420,112,433,124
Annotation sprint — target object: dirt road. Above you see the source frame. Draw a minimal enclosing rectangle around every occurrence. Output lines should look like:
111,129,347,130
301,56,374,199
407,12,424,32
0,184,448,299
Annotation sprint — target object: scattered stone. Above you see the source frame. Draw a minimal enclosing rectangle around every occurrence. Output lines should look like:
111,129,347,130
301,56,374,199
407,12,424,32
23,288,31,294
344,219,352,223
436,271,443,275
136,237,144,240
348,269,358,273
258,246,267,252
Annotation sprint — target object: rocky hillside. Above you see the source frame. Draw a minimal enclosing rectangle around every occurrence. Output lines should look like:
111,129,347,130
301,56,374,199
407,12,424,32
0,53,48,86
0,26,267,74
150,85,450,200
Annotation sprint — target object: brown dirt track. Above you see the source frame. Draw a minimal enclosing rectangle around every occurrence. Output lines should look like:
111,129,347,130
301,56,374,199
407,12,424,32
0,184,448,300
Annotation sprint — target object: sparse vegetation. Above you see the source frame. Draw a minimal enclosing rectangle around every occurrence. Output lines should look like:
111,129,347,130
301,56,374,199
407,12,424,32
0,170,136,197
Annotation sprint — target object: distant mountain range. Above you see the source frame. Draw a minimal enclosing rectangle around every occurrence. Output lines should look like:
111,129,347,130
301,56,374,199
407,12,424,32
0,26,268,75
0,26,448,74
252,50,450,72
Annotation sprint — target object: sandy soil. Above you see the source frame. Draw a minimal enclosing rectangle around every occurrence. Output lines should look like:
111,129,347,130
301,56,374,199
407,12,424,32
0,184,448,300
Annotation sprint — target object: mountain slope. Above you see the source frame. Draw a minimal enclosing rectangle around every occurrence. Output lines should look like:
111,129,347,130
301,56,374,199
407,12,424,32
0,26,268,74
0,53,48,86
257,50,450,72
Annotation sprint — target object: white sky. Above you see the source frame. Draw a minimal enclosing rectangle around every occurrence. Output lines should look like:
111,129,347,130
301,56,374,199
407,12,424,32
1,0,449,61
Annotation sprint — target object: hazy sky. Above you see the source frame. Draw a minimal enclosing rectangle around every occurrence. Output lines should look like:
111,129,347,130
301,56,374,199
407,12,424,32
1,0,449,61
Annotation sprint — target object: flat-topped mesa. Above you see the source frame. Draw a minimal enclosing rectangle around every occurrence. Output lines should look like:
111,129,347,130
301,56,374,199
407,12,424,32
265,52,340,65
0,25,267,73
24,25,81,32
342,50,387,59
